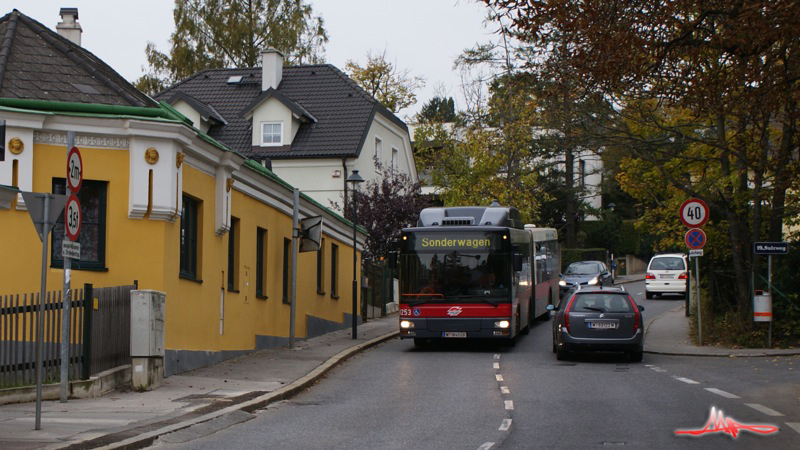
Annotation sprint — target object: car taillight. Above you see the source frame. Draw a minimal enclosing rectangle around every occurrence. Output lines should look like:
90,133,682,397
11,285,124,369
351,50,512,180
678,272,688,279
629,295,640,332
564,296,575,333
645,272,655,280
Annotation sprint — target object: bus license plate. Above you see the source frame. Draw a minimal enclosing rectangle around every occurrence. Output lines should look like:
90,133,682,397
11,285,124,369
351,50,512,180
443,332,467,338
587,321,617,329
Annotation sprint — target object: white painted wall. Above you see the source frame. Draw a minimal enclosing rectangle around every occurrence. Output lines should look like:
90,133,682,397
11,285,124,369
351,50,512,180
270,112,418,213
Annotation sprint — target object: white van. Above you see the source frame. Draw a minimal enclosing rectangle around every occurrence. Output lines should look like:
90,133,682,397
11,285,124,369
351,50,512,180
645,254,688,299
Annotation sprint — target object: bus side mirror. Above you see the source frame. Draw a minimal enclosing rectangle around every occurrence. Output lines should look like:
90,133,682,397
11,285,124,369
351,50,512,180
513,254,523,272
388,251,398,269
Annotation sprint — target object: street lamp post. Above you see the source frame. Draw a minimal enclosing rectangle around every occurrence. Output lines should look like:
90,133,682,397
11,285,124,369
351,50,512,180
346,170,364,339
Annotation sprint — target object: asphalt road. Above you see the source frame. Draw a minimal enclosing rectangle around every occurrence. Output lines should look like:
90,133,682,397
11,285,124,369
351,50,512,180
151,281,799,449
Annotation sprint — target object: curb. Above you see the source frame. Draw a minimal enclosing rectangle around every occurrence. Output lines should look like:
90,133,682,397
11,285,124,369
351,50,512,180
60,330,400,450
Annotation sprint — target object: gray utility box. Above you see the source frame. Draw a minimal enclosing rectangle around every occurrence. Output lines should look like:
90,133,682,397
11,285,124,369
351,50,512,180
130,290,165,357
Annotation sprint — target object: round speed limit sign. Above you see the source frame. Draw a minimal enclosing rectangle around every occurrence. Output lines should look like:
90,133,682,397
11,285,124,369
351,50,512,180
65,194,82,241
679,198,709,228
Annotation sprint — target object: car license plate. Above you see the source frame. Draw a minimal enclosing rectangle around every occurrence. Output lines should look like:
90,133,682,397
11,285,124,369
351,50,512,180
659,274,673,279
587,321,617,329
442,332,467,338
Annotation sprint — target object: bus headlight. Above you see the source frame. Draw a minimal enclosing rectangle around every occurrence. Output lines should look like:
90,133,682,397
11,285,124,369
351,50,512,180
494,320,510,329
400,320,414,329
588,277,598,285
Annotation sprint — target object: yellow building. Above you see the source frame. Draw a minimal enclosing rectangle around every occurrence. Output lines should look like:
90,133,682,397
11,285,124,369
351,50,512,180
0,9,364,375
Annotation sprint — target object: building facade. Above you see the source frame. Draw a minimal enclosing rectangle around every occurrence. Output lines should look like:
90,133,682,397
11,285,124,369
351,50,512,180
0,9,365,375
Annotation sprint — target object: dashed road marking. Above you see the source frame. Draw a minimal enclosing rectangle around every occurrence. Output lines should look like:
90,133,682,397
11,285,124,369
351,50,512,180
478,443,494,450
705,388,740,399
493,362,500,369
499,419,512,431
674,377,699,384
745,403,784,416
500,386,510,395
494,354,501,360
496,374,504,382
785,423,800,434
504,400,514,410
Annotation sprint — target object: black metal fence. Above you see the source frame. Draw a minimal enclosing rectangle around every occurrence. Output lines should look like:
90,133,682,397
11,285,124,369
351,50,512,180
0,283,134,388
362,261,395,319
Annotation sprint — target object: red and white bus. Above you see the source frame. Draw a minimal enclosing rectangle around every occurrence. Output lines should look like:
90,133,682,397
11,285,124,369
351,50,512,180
397,205,560,346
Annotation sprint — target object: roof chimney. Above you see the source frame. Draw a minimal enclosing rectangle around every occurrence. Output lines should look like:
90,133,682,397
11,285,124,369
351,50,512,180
261,48,283,91
56,8,82,46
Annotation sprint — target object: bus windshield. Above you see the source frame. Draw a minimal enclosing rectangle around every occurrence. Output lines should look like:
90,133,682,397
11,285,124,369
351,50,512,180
401,251,511,303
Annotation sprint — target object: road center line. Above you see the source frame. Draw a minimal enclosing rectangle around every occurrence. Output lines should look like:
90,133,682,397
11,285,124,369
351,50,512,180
785,423,800,434
705,388,741,399
493,362,500,370
500,386,510,394
504,400,514,410
499,419,512,431
496,374,504,382
745,403,784,416
477,443,494,450
674,377,699,384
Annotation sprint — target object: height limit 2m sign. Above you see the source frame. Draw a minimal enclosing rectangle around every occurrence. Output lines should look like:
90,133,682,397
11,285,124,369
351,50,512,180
680,198,710,228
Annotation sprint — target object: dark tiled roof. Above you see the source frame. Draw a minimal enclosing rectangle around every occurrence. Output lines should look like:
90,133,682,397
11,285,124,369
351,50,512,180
0,9,157,107
157,64,408,160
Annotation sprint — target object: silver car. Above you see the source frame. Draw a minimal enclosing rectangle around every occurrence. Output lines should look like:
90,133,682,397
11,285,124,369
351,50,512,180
548,286,645,362
645,253,688,299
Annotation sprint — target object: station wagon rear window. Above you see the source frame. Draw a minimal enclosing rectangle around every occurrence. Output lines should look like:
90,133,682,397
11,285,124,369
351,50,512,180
649,257,685,271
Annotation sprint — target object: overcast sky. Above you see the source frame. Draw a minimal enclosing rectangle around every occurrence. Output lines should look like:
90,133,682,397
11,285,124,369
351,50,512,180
13,0,494,119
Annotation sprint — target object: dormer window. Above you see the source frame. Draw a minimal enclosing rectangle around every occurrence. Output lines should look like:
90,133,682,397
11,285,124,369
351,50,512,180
261,122,283,146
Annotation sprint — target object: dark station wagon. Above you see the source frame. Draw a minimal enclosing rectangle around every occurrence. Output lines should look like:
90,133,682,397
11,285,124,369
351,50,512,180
547,286,645,362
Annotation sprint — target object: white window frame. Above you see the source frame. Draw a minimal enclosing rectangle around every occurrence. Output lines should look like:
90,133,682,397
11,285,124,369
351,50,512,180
374,137,383,165
391,147,399,174
261,122,283,146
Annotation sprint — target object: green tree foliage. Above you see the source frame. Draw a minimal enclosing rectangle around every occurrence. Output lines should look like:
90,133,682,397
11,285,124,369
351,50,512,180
414,79,552,224
416,96,457,123
134,0,328,94
485,0,800,318
344,50,425,114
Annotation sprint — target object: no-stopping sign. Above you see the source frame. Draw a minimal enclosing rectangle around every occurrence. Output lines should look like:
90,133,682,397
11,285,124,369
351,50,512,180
679,198,709,228
65,194,81,241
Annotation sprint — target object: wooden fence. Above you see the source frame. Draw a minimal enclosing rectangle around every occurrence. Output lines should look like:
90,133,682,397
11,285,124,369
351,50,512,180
0,283,134,388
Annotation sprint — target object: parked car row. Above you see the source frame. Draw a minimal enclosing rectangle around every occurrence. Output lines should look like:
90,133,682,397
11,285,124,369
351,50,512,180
547,253,688,363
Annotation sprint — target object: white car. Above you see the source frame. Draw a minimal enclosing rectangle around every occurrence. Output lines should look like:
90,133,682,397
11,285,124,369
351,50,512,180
645,254,688,299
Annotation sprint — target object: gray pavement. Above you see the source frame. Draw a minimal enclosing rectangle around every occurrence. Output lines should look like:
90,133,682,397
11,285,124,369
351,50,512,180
1,274,797,449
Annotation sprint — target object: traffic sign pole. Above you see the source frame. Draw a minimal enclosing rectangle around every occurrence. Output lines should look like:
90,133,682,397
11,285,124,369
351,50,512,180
680,198,710,345
61,131,79,403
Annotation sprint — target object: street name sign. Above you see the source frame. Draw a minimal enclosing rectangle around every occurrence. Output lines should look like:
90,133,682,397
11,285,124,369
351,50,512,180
62,241,81,259
680,198,710,228
685,228,707,249
752,242,788,254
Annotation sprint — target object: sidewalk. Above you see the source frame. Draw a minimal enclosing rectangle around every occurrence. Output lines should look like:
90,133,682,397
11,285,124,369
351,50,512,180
2,279,798,449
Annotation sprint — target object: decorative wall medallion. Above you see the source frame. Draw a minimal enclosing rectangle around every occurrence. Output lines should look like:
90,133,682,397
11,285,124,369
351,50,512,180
226,178,235,192
8,138,24,155
176,152,185,168
145,147,159,164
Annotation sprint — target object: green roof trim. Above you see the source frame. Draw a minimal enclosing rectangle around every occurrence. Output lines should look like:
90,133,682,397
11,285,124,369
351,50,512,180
243,160,367,234
0,98,240,157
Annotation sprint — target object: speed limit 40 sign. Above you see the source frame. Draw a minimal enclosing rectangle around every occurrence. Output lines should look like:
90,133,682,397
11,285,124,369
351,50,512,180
680,198,709,228
65,194,82,241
